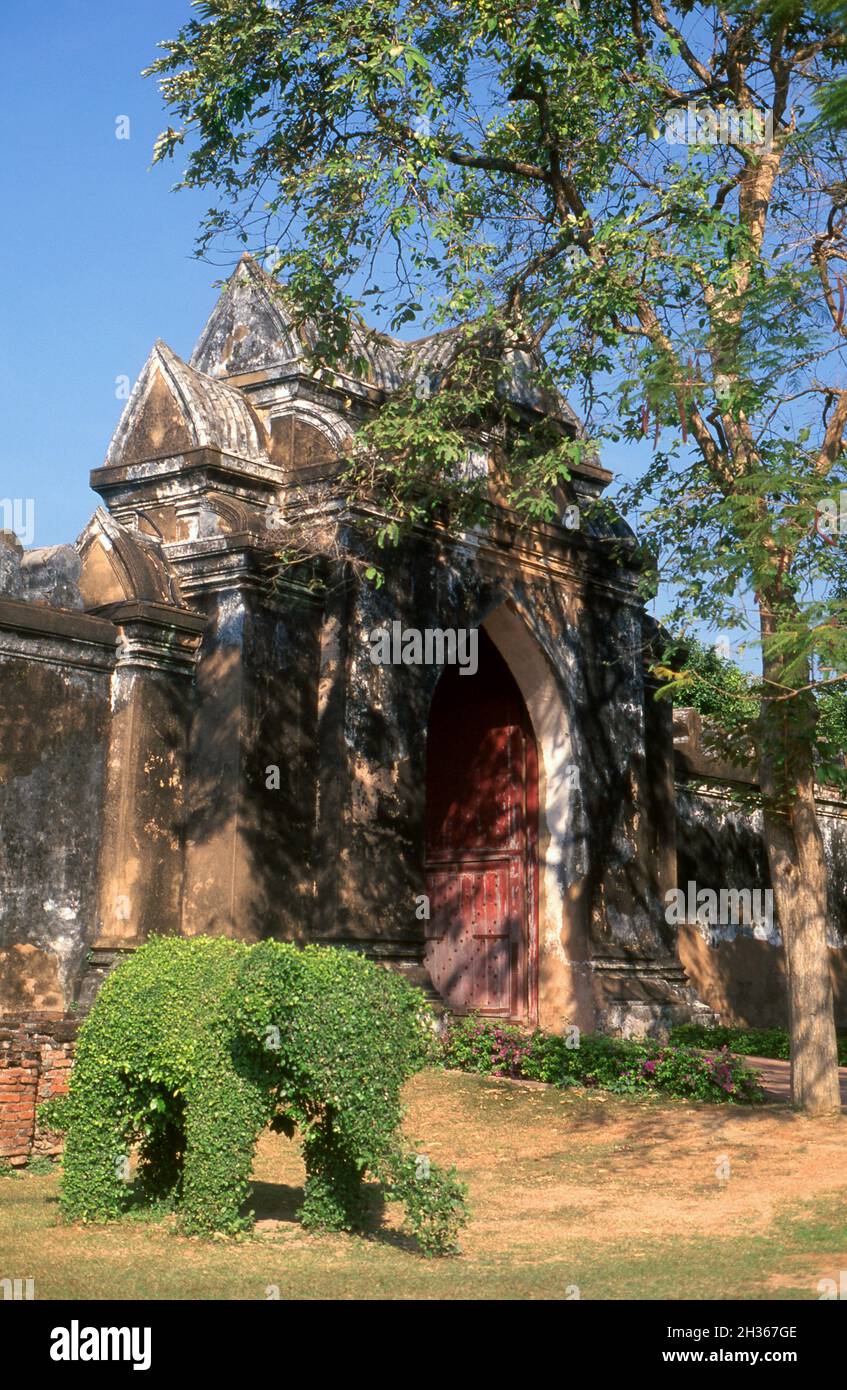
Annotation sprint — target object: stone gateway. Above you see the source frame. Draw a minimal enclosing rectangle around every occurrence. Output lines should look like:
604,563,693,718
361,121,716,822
2,257,847,1159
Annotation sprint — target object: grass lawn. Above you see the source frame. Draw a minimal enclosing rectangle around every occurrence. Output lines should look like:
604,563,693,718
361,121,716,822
2,1069,846,1300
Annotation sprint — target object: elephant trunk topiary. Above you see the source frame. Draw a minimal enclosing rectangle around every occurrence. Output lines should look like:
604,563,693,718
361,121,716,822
55,936,467,1254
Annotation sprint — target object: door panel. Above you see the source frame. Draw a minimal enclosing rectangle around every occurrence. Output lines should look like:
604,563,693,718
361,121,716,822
424,629,537,1020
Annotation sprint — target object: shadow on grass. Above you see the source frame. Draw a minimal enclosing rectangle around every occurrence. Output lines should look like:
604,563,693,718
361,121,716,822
246,1180,303,1225
246,1179,423,1254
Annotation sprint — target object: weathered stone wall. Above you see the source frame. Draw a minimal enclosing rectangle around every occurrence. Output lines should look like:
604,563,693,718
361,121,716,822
179,574,325,942
0,598,115,1013
160,508,686,1034
674,725,847,1028
239,582,325,941
92,601,205,955
297,518,687,1033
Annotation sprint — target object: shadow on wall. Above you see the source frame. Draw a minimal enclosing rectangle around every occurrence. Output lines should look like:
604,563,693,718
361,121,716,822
679,924,847,1029
0,945,64,1014
678,924,788,1028
178,583,324,945
675,775,847,1028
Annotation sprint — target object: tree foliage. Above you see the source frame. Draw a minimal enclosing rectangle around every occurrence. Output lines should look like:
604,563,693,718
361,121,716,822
670,636,847,788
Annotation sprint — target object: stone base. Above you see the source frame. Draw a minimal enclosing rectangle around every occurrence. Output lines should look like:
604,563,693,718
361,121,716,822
591,954,718,1040
598,998,718,1041
75,947,134,1014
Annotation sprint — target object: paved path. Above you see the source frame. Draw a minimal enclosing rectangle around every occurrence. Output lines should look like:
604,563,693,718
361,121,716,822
739,1054,847,1107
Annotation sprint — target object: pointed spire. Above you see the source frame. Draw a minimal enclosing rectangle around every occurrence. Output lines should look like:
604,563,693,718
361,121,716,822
190,256,304,378
105,341,270,469
190,255,582,431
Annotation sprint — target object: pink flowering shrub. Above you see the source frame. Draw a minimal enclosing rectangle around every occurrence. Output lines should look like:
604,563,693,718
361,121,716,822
648,1044,764,1103
441,1017,533,1078
441,1017,764,1104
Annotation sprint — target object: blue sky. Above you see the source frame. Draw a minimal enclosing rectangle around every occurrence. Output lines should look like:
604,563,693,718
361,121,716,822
0,1,217,547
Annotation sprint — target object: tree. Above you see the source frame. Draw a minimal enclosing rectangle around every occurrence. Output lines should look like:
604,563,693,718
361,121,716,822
674,637,847,787
147,1,847,1113
798,0,847,125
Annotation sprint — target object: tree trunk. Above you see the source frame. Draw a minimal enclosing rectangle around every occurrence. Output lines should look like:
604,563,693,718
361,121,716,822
758,612,841,1115
760,795,841,1113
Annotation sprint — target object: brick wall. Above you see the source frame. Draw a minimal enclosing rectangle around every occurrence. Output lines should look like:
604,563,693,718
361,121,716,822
0,1015,79,1164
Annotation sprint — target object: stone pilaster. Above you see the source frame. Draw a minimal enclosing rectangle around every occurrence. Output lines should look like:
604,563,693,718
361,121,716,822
93,601,205,949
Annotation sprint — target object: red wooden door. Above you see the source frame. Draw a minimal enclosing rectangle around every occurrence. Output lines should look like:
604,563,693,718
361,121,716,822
425,630,538,1020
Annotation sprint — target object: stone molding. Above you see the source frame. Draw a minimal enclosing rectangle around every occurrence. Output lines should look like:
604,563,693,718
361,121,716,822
0,597,117,672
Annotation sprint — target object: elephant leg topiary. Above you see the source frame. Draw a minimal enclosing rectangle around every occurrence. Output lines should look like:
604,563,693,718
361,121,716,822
135,1116,185,1207
300,1121,368,1233
180,1074,270,1235
60,1063,134,1224
57,936,468,1252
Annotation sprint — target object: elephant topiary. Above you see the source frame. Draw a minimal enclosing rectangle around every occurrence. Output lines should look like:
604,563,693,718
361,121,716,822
54,936,467,1253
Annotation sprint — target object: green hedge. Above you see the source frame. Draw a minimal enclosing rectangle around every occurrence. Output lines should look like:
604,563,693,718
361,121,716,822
669,1021,847,1066
442,1016,765,1104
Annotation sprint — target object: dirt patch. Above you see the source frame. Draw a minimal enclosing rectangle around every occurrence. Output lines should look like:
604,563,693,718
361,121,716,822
399,1071,847,1253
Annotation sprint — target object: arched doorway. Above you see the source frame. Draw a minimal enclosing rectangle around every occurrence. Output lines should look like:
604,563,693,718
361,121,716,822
425,629,538,1020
